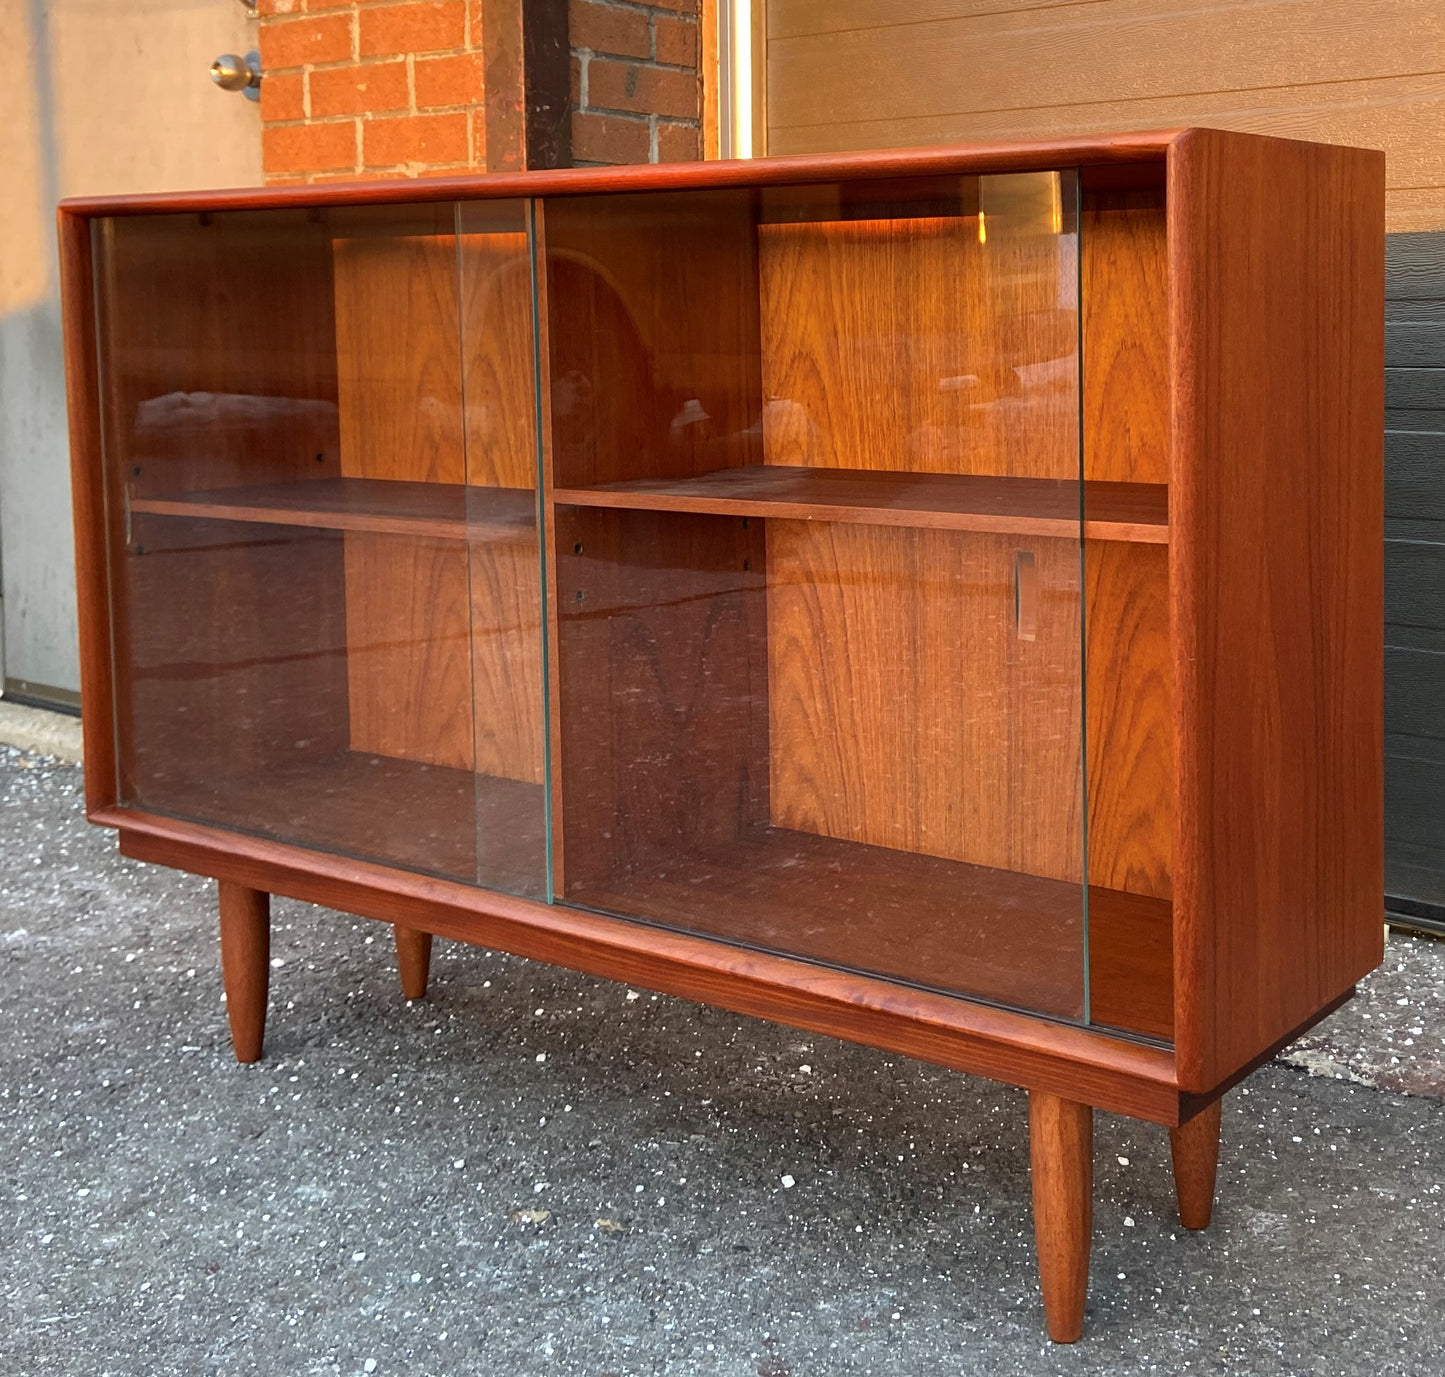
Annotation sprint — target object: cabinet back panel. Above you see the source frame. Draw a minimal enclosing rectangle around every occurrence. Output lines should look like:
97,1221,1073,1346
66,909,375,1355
460,228,539,491
766,521,1084,884
333,216,466,486
758,208,1078,478
553,506,770,894
1082,192,1169,485
1085,540,1173,899
541,192,764,489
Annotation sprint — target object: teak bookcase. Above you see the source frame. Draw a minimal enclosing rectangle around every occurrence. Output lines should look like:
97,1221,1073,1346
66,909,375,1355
59,129,1384,1341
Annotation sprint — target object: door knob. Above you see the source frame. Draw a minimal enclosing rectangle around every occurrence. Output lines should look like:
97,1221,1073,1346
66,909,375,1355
211,51,261,100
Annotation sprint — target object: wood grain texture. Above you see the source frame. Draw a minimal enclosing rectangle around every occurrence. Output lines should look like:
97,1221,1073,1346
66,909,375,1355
57,209,116,814
767,522,1083,885
553,506,770,893
1169,1096,1221,1230
542,191,763,488
758,204,1077,479
395,926,434,1000
60,132,1185,218
556,467,1168,543
568,832,1172,1037
460,223,539,489
1082,190,1169,485
470,537,546,784
129,479,536,542
343,533,474,770
105,807,1191,1122
1085,540,1172,899
219,881,270,1063
1029,1090,1093,1343
1170,129,1385,1090
333,213,465,485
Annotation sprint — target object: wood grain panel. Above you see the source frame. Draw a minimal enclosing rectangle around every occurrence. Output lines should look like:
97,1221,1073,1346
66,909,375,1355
343,533,474,770
1170,129,1385,1089
767,522,1083,884
1082,191,1169,485
470,536,545,784
333,214,464,484
460,226,539,489
758,209,1078,479
553,507,769,895
556,466,1168,542
1085,540,1172,899
541,191,764,488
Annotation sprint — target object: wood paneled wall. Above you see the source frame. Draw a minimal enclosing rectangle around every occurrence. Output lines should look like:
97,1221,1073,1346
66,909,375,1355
765,0,1445,233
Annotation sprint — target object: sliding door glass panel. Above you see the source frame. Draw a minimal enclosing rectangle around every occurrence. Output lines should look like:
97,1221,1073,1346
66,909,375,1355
93,203,500,884
543,174,1095,1023
457,199,548,899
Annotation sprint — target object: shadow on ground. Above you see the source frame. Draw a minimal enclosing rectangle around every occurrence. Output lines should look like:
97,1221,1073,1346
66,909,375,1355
3,746,1444,1375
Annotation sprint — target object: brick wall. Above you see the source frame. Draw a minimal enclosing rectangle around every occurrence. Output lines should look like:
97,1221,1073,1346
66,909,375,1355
258,1,487,183
570,0,701,166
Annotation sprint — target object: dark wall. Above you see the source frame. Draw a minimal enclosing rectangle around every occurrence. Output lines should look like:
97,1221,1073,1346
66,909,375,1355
1385,232,1445,913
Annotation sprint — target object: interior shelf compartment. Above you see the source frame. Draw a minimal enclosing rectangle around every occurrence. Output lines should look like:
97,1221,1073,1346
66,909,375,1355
565,827,1173,1042
552,466,1168,544
129,477,537,543
138,751,546,896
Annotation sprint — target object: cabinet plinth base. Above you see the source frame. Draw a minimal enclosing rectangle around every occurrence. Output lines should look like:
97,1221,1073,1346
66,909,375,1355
1029,1089,1093,1343
1170,1098,1222,1230
218,881,270,1063
395,925,434,1000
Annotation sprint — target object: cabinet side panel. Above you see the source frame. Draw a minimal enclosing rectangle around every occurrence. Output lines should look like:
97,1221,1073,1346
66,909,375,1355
59,212,116,812
1171,130,1386,1090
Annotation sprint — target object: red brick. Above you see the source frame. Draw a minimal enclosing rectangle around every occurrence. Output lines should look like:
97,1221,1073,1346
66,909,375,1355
656,119,700,163
414,51,485,108
359,1,465,58
363,111,469,166
640,0,694,10
263,119,356,174
570,0,650,59
260,13,352,70
587,58,697,119
255,0,300,16
653,13,697,67
571,109,649,164
260,70,305,122
570,54,583,105
306,0,355,8
310,60,409,116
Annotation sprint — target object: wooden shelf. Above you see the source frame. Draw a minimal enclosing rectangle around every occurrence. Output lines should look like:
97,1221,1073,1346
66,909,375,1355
564,827,1173,1041
553,466,1168,544
130,478,537,543
130,751,546,897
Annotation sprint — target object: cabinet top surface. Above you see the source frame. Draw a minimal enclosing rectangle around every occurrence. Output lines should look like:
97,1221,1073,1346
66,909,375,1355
57,128,1210,218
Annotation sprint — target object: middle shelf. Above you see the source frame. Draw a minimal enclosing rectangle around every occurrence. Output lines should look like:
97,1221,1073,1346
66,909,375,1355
129,469,1169,544
553,465,1169,543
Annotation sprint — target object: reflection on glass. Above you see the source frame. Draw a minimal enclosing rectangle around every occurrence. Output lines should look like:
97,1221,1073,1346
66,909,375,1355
94,201,545,895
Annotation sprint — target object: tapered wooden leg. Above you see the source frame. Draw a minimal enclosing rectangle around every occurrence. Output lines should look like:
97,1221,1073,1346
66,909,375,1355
395,925,433,1001
218,881,270,1064
1029,1089,1093,1343
1170,1098,1222,1230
